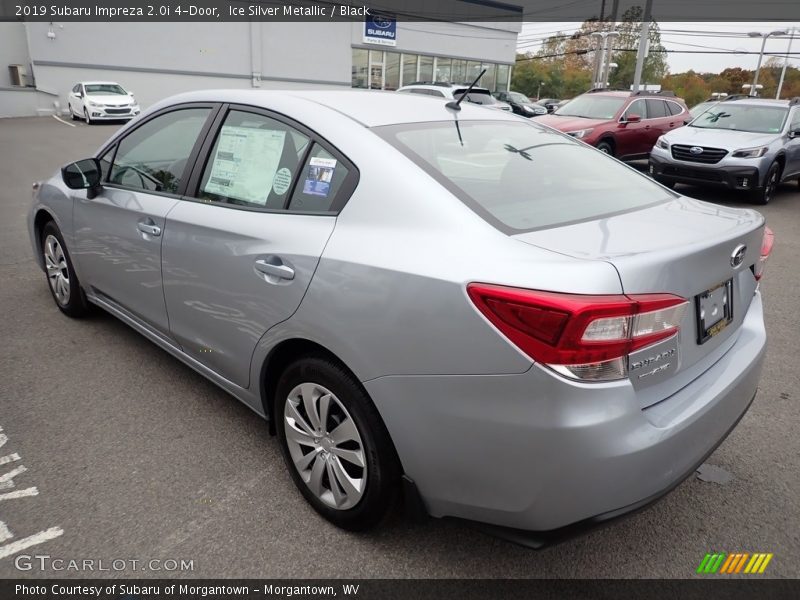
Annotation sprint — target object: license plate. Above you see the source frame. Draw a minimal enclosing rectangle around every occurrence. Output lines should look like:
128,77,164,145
695,279,733,344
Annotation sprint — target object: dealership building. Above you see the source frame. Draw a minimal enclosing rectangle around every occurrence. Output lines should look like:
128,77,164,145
0,15,520,118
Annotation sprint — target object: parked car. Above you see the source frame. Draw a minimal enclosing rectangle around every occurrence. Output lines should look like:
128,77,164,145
537,89,691,160
397,82,512,112
67,81,141,124
536,98,562,113
30,90,770,545
650,97,800,204
493,91,547,117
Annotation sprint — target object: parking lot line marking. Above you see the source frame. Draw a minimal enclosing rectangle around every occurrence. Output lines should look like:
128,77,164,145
0,522,11,543
0,487,39,501
0,453,20,466
0,465,27,490
0,526,64,560
52,114,76,128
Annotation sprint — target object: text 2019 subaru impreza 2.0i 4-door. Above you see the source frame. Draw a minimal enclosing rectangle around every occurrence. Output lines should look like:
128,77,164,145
29,90,771,546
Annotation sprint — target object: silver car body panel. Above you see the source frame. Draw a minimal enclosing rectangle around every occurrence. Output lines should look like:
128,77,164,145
28,89,769,533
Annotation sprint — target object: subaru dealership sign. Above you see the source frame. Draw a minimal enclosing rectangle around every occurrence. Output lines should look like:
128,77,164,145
363,12,396,46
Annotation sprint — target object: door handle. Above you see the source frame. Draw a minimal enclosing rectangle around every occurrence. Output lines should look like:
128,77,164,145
137,220,161,237
255,258,295,281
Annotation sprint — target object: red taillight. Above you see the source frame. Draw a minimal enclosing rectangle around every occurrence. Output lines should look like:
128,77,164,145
754,226,774,281
467,283,688,381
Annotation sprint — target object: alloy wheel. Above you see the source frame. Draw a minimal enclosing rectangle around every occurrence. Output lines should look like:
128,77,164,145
283,382,366,510
44,234,70,305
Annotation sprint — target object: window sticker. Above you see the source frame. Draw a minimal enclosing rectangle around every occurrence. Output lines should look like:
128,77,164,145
272,167,292,195
204,126,286,205
302,156,337,197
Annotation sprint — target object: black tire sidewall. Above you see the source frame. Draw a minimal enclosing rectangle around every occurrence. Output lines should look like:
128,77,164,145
596,141,613,155
752,163,779,205
274,356,398,531
41,221,89,317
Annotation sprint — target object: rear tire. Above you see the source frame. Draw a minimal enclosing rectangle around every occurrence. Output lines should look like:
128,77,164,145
750,162,780,205
275,355,399,531
596,140,614,156
70,107,79,121
41,221,91,318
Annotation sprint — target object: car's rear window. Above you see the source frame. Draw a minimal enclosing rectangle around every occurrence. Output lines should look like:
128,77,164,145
376,120,673,233
454,89,496,105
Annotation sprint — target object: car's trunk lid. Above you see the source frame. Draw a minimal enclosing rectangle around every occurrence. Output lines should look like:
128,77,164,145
514,196,765,407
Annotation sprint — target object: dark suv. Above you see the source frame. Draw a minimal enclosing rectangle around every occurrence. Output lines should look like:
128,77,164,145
537,90,691,160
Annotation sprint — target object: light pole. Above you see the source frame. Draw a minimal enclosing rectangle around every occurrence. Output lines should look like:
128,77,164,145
537,80,544,100
590,31,619,89
748,30,787,96
776,27,796,99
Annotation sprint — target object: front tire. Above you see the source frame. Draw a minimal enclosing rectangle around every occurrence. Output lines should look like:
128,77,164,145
596,140,614,156
84,109,92,125
41,221,90,317
750,162,780,205
275,355,399,531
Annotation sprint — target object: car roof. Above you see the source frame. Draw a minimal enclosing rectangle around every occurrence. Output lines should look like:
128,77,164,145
81,81,122,85
398,83,491,92
148,89,519,128
723,98,790,107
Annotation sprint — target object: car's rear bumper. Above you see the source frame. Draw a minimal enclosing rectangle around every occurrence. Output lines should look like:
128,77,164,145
366,291,766,537
649,153,762,190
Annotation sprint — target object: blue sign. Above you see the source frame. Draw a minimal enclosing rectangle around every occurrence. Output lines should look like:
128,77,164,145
364,12,396,46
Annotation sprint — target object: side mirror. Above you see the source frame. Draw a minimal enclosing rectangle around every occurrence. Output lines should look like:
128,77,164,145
62,158,102,199
127,90,134,97
789,128,800,138
625,113,642,123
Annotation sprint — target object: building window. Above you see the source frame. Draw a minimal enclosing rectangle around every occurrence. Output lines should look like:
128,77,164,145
451,60,466,84
466,61,482,84
418,55,434,83
402,54,418,86
385,52,401,90
369,50,384,89
434,57,452,83
481,63,497,92
352,49,368,88
496,64,510,92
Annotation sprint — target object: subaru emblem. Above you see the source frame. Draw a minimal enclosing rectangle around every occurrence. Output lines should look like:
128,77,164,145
731,244,747,268
690,146,704,155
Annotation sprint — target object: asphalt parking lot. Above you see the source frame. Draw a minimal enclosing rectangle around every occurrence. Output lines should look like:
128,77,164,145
0,115,798,579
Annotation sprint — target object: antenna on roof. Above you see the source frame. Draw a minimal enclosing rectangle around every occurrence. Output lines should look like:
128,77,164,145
446,69,486,112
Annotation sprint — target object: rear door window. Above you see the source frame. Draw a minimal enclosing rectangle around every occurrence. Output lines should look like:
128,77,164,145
197,110,310,209
646,99,668,118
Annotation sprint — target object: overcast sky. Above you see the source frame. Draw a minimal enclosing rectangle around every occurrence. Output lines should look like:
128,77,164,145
519,21,799,74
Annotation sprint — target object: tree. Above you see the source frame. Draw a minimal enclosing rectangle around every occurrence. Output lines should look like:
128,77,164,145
609,6,669,89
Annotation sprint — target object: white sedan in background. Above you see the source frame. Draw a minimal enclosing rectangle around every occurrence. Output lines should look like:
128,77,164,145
67,81,141,124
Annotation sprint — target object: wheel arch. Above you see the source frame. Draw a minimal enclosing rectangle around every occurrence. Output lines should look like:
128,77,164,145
596,135,616,154
260,338,363,435
33,208,58,269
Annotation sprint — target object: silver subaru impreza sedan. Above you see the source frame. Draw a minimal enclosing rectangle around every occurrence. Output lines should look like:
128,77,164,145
28,90,772,546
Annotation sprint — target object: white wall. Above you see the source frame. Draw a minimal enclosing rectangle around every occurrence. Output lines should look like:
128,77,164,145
0,22,31,86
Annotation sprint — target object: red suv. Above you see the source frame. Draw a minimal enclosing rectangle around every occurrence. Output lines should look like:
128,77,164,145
536,90,690,160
